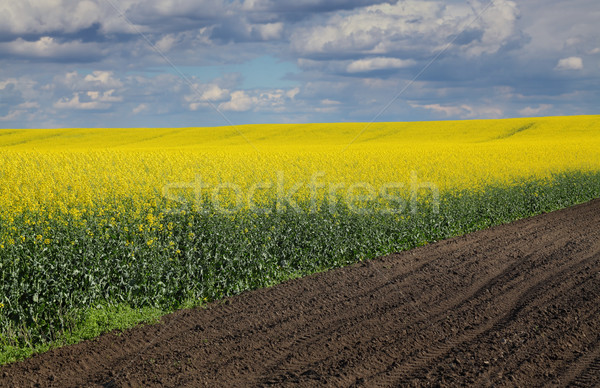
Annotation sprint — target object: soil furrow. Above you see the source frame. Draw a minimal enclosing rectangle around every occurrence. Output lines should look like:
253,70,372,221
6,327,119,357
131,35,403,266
2,199,600,388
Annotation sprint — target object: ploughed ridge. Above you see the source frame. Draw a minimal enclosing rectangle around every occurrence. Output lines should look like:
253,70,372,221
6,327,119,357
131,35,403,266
2,198,600,387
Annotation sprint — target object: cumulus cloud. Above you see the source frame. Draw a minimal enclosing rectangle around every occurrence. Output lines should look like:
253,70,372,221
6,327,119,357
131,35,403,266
16,101,40,109
315,98,341,113
125,0,227,28
286,88,300,99
199,85,230,102
185,83,232,111
84,71,124,89
242,0,394,13
132,103,148,115
218,87,300,112
410,103,466,117
0,37,103,61
0,0,105,36
0,77,38,100
555,57,584,70
0,0,599,127
54,93,109,110
410,103,503,119
0,0,225,38
254,22,284,40
54,89,122,110
0,110,26,121
54,71,124,93
519,104,553,116
0,78,18,90
467,0,520,56
219,90,254,112
155,34,178,52
291,0,520,58
86,89,122,102
346,57,416,73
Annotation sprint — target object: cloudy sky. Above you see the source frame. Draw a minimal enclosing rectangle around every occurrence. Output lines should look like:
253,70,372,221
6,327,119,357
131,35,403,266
0,0,598,128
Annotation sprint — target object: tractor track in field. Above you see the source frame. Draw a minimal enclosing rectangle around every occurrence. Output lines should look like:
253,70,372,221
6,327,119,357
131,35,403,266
2,198,600,387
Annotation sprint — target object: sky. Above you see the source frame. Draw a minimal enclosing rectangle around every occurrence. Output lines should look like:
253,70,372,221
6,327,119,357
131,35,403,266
0,0,599,128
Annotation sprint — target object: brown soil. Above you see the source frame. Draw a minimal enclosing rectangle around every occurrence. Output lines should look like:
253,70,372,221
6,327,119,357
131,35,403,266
2,199,600,387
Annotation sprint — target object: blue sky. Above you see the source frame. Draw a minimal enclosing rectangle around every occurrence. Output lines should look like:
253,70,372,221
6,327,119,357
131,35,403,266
0,0,598,128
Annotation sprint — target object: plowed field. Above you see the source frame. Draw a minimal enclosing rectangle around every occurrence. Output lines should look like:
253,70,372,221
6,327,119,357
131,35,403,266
2,199,600,387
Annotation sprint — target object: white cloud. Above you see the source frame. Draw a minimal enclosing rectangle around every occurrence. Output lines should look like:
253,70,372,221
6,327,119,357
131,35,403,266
55,71,124,94
57,72,81,88
0,0,598,127
0,0,101,35
241,0,390,13
0,78,18,90
467,0,520,56
219,91,254,111
316,99,341,113
16,101,40,109
54,89,121,110
411,103,503,119
518,104,552,116
291,0,520,58
0,110,25,121
188,102,209,111
217,87,300,112
0,37,101,60
0,77,38,100
346,57,415,73
286,87,299,99
555,57,584,70
54,93,109,110
199,85,230,102
411,103,465,117
185,83,231,110
132,104,148,115
255,90,285,111
0,0,151,37
84,71,123,88
86,89,123,103
253,22,284,40
315,106,338,113
155,34,178,52
519,1,600,57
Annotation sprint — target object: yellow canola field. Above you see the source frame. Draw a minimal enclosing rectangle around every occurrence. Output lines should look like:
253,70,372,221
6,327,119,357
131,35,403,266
0,115,599,215
2,115,599,352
